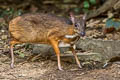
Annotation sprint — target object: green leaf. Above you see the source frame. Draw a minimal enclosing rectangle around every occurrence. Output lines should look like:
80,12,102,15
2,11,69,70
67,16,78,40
89,0,96,4
25,44,32,49
106,18,120,30
17,10,22,16
106,19,114,28
15,51,25,58
19,53,25,58
63,0,72,3
74,8,80,13
82,8,89,13
83,1,90,9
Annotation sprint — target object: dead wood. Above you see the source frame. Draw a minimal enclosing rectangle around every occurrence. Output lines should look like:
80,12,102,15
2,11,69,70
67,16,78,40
86,0,119,20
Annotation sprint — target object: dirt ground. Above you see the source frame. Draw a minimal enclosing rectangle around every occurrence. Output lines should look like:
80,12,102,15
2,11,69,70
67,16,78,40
0,52,120,80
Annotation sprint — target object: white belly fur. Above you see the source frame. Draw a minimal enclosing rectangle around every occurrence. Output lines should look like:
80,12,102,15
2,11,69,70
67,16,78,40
58,42,71,47
65,34,77,38
59,34,78,48
58,41,76,50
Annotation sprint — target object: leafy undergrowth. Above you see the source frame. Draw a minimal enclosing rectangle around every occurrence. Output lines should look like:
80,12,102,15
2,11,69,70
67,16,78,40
86,18,120,40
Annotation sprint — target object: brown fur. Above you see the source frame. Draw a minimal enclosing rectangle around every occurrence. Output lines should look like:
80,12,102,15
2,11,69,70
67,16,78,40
9,13,83,70
9,13,75,44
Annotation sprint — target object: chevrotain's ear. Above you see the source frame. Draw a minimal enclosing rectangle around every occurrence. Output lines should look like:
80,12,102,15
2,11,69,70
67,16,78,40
69,12,75,24
83,13,87,20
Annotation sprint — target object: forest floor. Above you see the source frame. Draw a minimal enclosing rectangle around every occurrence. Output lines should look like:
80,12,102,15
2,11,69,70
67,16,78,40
0,51,120,80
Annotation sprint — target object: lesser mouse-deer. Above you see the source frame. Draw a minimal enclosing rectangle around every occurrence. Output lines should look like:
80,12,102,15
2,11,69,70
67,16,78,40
9,12,86,70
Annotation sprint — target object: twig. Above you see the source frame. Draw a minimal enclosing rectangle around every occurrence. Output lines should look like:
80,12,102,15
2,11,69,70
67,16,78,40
0,48,5,50
0,45,25,55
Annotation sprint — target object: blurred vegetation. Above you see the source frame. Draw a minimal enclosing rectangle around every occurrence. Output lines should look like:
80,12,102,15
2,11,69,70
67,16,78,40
106,18,120,31
0,0,105,22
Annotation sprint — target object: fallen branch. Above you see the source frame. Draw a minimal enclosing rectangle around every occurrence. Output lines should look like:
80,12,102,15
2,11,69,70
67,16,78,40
86,0,119,20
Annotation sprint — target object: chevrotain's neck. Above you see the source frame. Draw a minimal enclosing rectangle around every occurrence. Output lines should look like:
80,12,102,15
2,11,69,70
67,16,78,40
67,25,76,35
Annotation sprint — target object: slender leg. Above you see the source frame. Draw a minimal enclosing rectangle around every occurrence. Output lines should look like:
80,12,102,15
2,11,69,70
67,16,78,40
9,40,21,68
49,39,63,70
10,44,14,68
70,45,82,68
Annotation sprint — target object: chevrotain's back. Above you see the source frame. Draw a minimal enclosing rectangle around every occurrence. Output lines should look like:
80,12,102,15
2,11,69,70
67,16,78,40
9,13,74,43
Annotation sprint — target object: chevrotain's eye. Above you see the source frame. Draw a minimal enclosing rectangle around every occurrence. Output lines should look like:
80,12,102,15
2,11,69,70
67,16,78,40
75,24,78,27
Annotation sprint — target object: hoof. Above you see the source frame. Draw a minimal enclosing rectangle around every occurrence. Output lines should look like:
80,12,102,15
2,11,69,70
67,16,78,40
10,63,14,69
78,64,82,69
58,67,64,71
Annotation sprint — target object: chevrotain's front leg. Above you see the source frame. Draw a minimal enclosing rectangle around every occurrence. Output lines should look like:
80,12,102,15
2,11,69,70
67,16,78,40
49,38,63,71
70,45,82,68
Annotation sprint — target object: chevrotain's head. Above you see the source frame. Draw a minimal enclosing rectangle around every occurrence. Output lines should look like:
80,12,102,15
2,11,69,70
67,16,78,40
70,13,87,37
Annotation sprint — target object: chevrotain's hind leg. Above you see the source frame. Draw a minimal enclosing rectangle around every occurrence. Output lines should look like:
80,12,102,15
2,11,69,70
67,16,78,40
49,38,63,71
70,45,82,68
9,40,21,68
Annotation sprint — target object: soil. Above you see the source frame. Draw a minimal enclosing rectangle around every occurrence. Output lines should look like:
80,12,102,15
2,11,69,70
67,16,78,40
0,53,120,80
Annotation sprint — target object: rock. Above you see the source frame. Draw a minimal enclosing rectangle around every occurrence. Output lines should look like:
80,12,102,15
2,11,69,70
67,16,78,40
76,38,120,61
32,44,70,57
32,44,69,56
32,38,120,63
1,35,7,40
50,52,103,63
1,30,5,33
113,33,120,40
106,33,113,40
32,43,103,64
32,44,52,55
86,30,93,36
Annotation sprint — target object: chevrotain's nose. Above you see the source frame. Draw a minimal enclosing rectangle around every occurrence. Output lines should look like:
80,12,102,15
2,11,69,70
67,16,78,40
80,32,85,37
